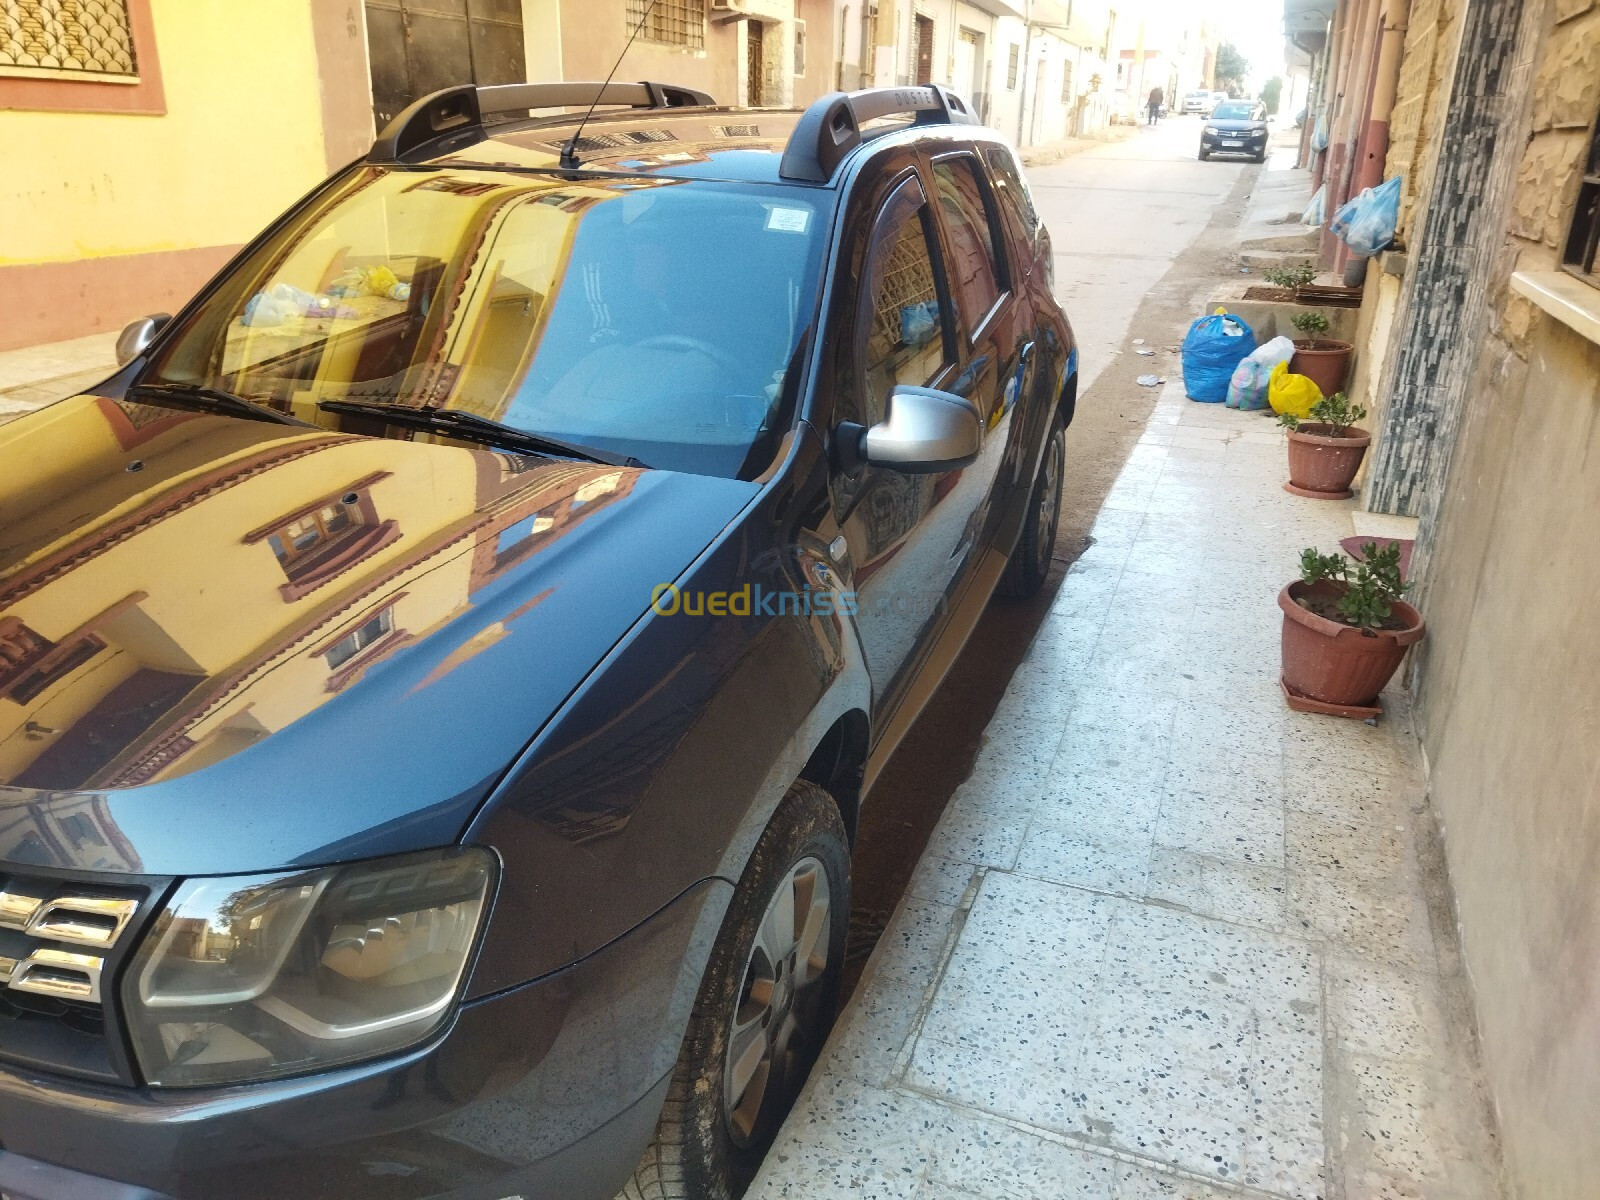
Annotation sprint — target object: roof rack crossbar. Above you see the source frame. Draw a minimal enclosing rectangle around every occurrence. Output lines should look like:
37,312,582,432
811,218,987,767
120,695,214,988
779,85,981,183
370,80,717,163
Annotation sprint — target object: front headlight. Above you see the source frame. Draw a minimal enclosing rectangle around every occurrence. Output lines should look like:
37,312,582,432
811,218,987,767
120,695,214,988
124,846,495,1087
1203,125,1219,135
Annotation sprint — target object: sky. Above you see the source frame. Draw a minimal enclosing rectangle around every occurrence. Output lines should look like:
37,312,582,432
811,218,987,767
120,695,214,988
1212,0,1293,91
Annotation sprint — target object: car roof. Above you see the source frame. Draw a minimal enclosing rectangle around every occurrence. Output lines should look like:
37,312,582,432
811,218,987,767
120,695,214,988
376,82,999,188
415,106,816,184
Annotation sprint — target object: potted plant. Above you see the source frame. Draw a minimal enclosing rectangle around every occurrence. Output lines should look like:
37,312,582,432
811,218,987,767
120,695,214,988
1279,542,1424,716
1288,309,1353,396
1277,392,1370,499
1259,264,1316,301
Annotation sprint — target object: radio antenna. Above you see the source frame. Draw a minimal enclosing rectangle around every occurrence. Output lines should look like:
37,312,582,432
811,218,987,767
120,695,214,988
561,0,662,170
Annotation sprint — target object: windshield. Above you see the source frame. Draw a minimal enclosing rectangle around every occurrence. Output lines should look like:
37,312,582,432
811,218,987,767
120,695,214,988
142,167,829,478
1212,103,1255,121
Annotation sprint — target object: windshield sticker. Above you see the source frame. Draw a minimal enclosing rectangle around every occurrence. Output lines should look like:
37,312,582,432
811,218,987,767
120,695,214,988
766,206,811,234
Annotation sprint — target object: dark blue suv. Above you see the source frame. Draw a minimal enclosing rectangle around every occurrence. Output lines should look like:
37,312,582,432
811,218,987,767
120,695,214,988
0,80,1076,1199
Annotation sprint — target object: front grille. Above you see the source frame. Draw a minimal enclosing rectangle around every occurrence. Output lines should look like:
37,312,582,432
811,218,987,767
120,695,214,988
0,870,159,1082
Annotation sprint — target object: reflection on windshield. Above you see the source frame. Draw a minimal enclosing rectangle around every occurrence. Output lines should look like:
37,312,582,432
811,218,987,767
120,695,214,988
0,394,637,812
143,168,827,478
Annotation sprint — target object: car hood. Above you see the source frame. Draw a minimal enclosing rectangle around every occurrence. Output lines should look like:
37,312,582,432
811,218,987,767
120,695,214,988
1208,118,1264,132
0,395,756,875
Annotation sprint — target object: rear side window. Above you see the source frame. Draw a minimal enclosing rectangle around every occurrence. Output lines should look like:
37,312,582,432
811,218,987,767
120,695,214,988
861,180,951,422
983,145,1039,237
931,157,1003,328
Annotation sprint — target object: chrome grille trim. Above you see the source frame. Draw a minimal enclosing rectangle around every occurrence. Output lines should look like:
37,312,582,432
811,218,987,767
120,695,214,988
27,896,139,948
9,948,105,1003
0,891,44,930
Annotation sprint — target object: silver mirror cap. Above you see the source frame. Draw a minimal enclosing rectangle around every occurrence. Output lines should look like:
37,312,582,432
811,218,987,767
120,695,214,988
861,385,982,474
115,314,171,365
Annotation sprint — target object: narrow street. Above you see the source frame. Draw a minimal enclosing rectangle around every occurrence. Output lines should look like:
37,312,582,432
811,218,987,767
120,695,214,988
758,122,1502,1200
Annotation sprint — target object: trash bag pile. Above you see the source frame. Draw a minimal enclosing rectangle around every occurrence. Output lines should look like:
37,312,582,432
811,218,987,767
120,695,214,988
1225,335,1297,410
1180,310,1257,403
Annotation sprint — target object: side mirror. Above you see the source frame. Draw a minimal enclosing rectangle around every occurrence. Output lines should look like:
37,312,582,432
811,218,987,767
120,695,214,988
115,313,172,365
857,385,982,473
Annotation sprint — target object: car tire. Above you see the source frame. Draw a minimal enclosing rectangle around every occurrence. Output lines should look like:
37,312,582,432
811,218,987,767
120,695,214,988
1253,151,1267,164
999,414,1065,599
622,780,850,1200
1198,149,1210,161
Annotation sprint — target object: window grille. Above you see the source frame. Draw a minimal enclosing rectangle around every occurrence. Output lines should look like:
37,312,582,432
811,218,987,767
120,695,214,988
870,218,939,354
1007,44,1019,90
0,0,137,76
1562,113,1600,287
1061,60,1074,103
626,0,704,50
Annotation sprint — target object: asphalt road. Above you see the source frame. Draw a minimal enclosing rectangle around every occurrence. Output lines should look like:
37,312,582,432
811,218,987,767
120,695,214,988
843,114,1268,983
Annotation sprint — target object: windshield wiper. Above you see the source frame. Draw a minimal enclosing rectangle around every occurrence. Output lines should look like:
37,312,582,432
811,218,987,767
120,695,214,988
130,383,314,427
316,399,644,468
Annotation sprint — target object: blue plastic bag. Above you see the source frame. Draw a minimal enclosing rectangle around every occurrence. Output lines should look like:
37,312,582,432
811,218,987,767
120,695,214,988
1181,310,1257,403
1330,176,1401,257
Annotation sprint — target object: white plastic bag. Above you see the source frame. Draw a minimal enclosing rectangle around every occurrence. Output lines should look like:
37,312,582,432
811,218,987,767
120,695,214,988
1310,109,1330,152
1252,335,1297,372
1301,184,1326,228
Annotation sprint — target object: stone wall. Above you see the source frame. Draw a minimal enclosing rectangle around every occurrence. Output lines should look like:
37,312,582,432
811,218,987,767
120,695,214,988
1414,3,1600,1195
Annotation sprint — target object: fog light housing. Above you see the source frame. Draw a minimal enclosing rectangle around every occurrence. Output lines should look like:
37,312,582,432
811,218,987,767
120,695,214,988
124,846,495,1087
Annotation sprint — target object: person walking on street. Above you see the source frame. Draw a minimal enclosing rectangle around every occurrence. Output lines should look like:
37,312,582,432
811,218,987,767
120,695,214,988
1147,86,1164,125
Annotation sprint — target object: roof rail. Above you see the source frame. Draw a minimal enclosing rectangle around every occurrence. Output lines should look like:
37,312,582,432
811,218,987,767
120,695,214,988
370,80,717,164
779,85,981,183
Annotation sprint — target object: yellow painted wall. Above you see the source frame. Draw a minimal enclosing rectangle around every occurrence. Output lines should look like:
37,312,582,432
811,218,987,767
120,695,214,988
0,0,330,267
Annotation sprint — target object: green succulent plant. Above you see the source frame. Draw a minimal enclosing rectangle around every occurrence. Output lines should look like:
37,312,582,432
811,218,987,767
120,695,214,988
1261,264,1316,288
1277,391,1368,435
1290,309,1331,338
1298,541,1411,630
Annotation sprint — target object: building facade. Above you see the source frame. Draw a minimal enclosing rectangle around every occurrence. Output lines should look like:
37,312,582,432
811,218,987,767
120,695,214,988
1,0,1130,352
1292,0,1600,1193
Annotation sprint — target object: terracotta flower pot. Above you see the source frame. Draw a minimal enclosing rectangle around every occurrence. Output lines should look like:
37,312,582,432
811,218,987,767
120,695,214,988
1284,422,1371,499
1290,339,1353,396
1279,580,1425,708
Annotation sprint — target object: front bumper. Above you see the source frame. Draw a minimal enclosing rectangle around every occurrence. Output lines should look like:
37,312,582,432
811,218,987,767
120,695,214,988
1201,130,1267,156
0,879,728,1200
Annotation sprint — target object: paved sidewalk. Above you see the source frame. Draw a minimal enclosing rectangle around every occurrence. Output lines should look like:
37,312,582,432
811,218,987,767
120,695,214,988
0,331,118,425
750,386,1502,1200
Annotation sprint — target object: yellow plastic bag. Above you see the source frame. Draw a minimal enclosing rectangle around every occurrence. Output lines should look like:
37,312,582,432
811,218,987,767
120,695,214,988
1268,360,1323,419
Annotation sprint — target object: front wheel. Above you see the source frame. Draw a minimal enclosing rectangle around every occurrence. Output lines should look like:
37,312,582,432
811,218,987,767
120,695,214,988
623,781,850,1200
999,415,1065,599
1198,148,1210,161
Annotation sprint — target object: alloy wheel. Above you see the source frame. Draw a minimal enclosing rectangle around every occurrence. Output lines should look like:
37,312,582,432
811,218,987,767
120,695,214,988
723,856,833,1147
1036,431,1063,554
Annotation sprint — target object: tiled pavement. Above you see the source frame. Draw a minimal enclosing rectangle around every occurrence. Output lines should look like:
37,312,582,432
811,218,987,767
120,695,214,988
749,383,1503,1200
0,331,118,425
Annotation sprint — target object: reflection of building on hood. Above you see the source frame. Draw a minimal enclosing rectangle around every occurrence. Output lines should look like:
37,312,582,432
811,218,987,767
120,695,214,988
0,396,635,794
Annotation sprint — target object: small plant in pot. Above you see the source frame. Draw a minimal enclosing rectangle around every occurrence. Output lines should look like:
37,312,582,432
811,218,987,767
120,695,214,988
1257,264,1317,302
1279,541,1425,717
1278,393,1370,499
1288,309,1353,396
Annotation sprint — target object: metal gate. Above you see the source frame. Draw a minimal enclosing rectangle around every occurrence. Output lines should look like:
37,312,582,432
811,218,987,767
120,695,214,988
913,15,933,87
746,19,764,106
365,0,526,131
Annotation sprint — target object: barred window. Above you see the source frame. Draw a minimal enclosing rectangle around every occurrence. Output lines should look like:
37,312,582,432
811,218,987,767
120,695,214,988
627,0,704,50
1562,112,1600,288
1006,44,1019,90
0,0,137,76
